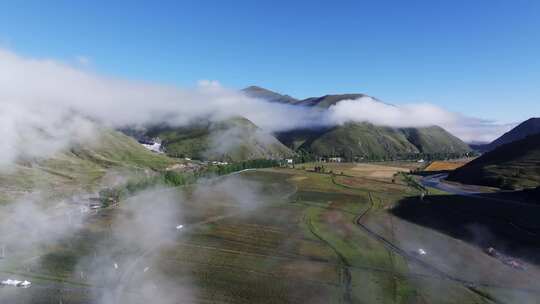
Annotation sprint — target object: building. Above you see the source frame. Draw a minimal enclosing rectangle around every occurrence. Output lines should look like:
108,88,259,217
328,157,343,163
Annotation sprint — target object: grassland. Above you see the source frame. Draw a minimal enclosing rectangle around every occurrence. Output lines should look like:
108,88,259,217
0,128,178,204
277,122,471,161
2,163,540,303
144,117,293,161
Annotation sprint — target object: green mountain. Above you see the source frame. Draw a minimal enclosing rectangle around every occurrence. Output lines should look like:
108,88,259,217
242,86,372,108
448,133,540,190
246,86,471,160
143,117,294,162
277,123,471,160
399,126,471,154
480,118,540,152
0,128,176,202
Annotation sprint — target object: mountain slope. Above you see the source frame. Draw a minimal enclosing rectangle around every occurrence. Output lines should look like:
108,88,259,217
242,86,299,104
448,133,540,189
0,128,177,202
144,117,293,162
244,86,471,160
278,123,471,160
298,123,418,159
399,126,471,154
481,118,540,152
242,86,374,108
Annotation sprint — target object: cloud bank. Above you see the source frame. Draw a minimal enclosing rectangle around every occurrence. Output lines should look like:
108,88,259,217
327,97,515,143
0,48,514,168
0,48,320,169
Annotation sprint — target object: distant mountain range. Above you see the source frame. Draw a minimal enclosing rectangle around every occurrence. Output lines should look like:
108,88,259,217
475,118,540,152
123,86,472,162
245,86,471,160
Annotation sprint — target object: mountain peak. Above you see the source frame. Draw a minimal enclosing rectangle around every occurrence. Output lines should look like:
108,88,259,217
242,86,299,104
483,117,540,151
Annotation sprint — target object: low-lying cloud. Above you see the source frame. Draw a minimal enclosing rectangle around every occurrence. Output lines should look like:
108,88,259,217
0,48,515,169
0,48,322,169
327,97,515,143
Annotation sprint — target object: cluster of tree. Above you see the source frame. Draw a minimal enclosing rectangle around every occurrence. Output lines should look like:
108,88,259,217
399,172,427,193
98,187,122,207
98,159,281,203
293,151,476,164
313,165,326,173
293,149,317,164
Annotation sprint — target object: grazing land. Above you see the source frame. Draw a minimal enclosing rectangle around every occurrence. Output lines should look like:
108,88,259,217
2,163,540,303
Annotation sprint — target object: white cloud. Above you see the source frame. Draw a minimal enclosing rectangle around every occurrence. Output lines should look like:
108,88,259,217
327,96,514,143
0,48,322,169
0,48,514,170
75,55,90,66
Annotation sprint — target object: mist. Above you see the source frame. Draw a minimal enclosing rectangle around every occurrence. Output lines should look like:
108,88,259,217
327,96,515,143
0,192,87,256
74,174,269,304
0,48,322,169
0,47,514,170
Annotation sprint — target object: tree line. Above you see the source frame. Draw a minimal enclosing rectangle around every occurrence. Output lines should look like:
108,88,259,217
99,159,280,204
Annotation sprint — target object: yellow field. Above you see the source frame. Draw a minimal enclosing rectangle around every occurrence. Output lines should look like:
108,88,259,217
424,160,470,171
299,162,416,181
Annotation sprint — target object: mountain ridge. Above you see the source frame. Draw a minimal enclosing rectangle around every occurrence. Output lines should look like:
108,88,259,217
137,117,294,162
245,86,471,160
448,132,540,189
479,118,540,152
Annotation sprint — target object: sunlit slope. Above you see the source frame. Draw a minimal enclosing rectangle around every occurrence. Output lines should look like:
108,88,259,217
146,117,294,161
399,126,471,154
0,128,176,201
304,123,418,158
448,133,540,189
245,86,471,159
278,123,471,160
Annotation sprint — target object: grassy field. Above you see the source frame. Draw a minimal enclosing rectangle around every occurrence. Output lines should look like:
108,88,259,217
2,163,540,303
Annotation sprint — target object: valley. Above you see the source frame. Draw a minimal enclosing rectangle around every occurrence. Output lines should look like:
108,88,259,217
2,162,539,303
1,4,538,303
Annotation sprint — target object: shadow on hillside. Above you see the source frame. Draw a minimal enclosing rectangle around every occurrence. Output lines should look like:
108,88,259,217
477,187,540,205
391,190,540,265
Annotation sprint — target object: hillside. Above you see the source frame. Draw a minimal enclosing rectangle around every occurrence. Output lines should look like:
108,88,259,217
278,123,471,160
399,126,471,154
144,117,293,162
242,86,299,104
0,128,177,202
480,118,540,152
242,86,375,108
448,133,540,189
244,86,471,160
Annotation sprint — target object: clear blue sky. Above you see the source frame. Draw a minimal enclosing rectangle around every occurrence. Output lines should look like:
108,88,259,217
0,0,538,123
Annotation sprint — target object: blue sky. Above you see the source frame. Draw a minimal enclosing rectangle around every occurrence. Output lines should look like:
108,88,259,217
0,0,538,124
